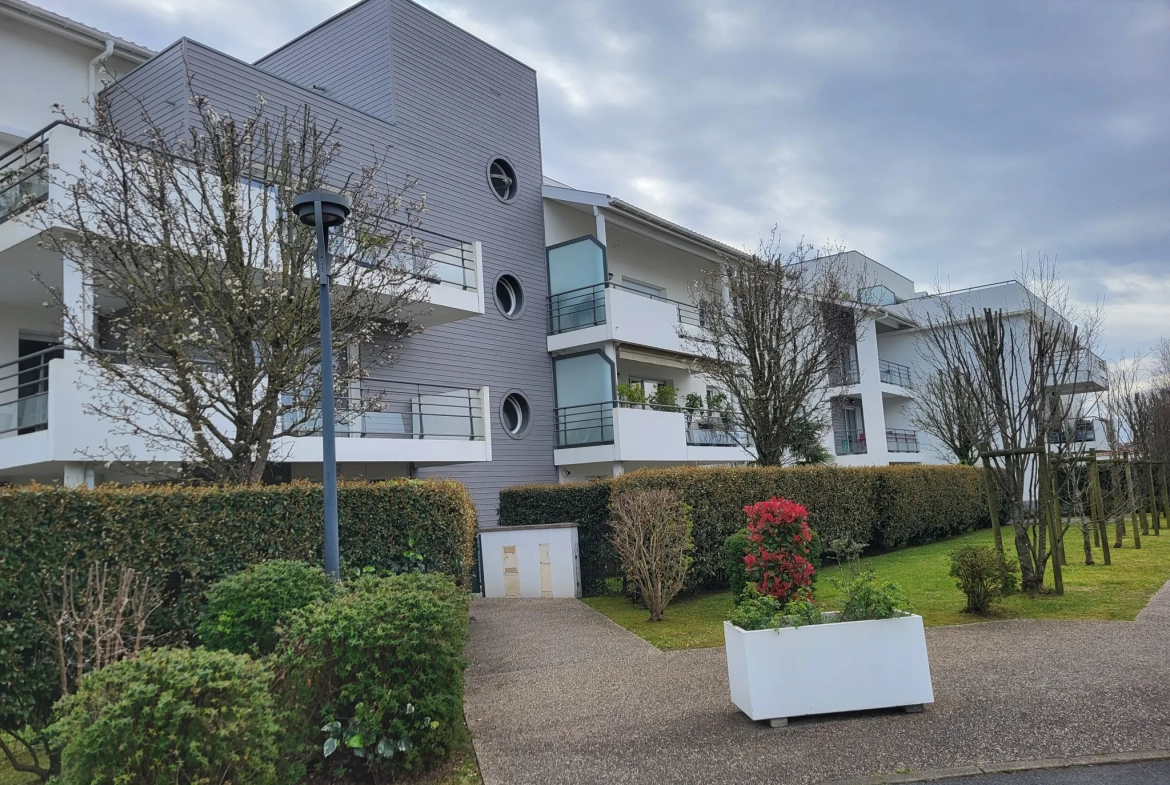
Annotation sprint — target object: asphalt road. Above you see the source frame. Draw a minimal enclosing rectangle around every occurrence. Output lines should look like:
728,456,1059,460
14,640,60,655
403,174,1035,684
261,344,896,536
930,761,1170,784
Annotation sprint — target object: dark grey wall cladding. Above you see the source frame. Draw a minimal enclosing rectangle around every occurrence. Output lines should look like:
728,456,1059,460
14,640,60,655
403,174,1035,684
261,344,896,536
104,0,557,525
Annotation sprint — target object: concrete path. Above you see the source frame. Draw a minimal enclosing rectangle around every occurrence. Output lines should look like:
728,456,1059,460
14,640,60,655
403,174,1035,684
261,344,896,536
925,759,1170,784
465,598,1170,785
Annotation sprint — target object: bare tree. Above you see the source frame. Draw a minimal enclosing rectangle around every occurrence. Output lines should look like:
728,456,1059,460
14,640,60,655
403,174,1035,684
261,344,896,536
912,257,1103,593
685,235,876,466
610,489,694,622
910,366,992,464
26,90,433,483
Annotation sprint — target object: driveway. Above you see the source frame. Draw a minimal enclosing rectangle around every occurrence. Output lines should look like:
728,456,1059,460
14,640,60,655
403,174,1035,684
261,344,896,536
464,598,1170,785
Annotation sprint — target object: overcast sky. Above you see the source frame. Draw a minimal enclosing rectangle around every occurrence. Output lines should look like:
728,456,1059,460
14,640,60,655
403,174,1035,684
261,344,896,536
38,0,1170,361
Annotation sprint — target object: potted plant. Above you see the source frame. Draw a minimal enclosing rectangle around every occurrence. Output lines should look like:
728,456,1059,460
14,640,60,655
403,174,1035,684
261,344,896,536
723,499,934,727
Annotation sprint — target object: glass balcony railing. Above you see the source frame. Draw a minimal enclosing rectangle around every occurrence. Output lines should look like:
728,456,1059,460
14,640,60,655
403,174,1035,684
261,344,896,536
0,135,50,225
829,358,860,386
879,359,912,388
834,429,867,455
886,428,920,453
283,382,485,441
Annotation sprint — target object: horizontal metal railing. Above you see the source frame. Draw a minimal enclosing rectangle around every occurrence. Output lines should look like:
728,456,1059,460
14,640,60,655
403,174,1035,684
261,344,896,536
0,345,63,437
554,401,614,447
886,428,919,453
879,359,912,388
834,428,867,455
1047,418,1096,445
547,282,703,336
829,357,860,386
0,135,50,224
284,381,484,441
388,224,478,292
555,399,752,451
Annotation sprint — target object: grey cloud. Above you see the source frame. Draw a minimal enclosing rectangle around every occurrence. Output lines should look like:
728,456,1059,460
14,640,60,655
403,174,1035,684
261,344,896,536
35,0,1170,358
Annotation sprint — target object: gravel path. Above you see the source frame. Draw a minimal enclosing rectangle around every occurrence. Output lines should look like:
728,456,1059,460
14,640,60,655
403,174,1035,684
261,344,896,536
465,595,1170,785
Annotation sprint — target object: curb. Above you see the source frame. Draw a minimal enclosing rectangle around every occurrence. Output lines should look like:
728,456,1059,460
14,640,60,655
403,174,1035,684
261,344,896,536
822,749,1170,784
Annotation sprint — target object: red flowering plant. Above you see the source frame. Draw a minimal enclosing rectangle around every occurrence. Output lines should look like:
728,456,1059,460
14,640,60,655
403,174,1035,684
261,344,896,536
742,497,816,603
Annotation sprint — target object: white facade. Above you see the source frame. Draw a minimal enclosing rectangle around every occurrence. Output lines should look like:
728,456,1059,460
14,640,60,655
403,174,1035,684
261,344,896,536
543,181,755,481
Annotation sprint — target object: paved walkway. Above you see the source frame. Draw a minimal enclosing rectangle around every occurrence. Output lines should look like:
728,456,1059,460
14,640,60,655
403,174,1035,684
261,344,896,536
926,760,1170,784
465,597,1170,785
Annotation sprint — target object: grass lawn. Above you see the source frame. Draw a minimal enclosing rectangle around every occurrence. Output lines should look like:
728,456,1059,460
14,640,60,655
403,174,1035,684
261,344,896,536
584,520,1170,651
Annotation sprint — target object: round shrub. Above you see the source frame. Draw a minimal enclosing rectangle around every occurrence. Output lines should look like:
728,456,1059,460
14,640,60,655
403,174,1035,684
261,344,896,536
275,572,469,779
949,545,1019,614
49,646,279,785
199,560,333,656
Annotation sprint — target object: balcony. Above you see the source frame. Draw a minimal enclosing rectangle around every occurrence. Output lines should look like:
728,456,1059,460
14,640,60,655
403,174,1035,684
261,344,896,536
553,400,753,466
829,358,860,386
1047,349,1108,394
0,353,491,478
879,359,912,388
834,429,867,456
0,134,49,226
547,282,703,355
886,428,920,453
1047,418,1097,445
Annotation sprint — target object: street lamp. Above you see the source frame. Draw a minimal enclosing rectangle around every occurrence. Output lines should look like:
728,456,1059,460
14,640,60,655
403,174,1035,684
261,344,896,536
292,189,351,579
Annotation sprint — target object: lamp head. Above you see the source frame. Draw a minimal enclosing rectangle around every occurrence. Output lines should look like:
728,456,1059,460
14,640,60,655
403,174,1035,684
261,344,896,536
292,189,351,228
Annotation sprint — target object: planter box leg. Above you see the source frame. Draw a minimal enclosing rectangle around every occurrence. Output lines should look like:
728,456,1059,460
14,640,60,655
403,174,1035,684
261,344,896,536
767,718,788,728
903,704,924,714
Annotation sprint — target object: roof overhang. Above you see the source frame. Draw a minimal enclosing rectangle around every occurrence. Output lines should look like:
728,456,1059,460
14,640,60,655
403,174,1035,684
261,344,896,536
0,0,153,62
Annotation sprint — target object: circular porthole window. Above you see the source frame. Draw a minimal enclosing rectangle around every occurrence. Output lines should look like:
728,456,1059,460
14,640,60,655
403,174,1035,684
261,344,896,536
494,274,525,318
500,391,532,438
488,157,518,202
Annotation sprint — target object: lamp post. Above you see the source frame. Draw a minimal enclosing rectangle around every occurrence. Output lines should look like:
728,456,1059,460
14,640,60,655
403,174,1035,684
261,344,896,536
292,189,351,579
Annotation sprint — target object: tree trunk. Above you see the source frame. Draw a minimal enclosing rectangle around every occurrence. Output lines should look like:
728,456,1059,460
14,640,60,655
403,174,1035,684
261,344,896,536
1113,464,1126,548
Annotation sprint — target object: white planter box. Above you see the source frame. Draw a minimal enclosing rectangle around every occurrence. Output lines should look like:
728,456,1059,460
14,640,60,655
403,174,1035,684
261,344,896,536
723,614,934,724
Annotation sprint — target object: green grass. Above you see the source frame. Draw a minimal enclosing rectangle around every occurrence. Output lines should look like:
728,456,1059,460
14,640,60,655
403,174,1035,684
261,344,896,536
584,520,1170,651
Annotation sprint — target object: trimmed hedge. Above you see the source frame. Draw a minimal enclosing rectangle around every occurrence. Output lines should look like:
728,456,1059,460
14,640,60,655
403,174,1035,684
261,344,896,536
0,479,476,745
498,465,988,593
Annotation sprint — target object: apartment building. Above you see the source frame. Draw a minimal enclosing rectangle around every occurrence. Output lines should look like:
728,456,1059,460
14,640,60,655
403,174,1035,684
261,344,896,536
0,0,557,522
0,0,1108,521
543,179,755,481
824,252,1108,465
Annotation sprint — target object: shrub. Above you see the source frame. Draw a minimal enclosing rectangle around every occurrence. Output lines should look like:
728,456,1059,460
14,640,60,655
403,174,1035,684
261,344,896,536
723,529,751,601
0,479,476,759
728,585,822,630
275,572,469,779
199,560,334,656
610,490,694,621
949,545,1020,614
49,646,279,785
499,464,987,593
837,571,909,622
743,498,816,603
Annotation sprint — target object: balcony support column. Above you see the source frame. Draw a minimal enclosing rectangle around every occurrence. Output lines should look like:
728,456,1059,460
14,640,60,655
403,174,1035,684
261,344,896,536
592,206,607,247
611,461,624,477
63,462,94,488
62,253,94,349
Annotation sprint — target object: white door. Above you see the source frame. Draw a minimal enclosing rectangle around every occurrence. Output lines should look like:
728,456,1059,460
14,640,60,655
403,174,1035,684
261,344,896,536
502,546,520,598
538,543,553,598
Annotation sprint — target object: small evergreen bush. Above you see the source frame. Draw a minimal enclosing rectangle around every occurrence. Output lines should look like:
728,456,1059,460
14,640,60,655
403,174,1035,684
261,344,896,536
949,545,1019,614
837,571,908,622
199,560,334,656
49,646,279,785
723,529,751,601
275,572,469,779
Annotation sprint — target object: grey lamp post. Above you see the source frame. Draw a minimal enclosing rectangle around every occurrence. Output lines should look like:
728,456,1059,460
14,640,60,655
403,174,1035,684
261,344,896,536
292,189,351,579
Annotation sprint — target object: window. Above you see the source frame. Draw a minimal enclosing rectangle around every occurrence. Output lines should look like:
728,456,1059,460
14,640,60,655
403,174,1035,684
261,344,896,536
487,157,518,202
500,391,532,438
494,274,525,318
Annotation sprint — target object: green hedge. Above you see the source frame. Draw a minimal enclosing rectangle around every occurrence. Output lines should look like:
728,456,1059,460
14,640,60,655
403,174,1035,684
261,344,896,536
498,465,987,593
0,479,476,744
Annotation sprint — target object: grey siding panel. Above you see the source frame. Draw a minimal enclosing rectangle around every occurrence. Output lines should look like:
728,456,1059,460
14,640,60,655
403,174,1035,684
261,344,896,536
102,42,190,142
255,0,396,123
106,2,555,526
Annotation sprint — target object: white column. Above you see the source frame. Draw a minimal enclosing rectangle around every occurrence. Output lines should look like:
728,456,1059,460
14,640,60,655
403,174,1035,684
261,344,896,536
63,462,92,487
854,318,889,464
611,461,624,477
592,206,607,246
62,254,94,348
